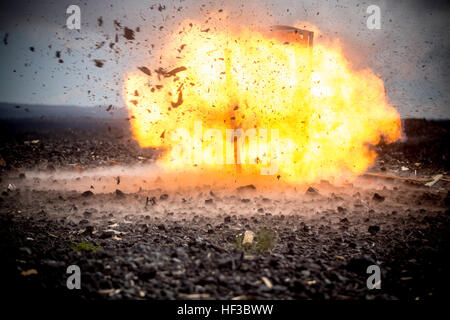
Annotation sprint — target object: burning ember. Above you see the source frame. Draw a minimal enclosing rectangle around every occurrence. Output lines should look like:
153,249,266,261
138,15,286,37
123,21,402,185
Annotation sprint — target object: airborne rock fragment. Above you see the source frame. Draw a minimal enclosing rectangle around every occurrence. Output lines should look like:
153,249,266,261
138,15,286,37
138,66,152,76
160,194,169,200
99,231,114,239
123,27,135,40
171,90,183,108
93,59,105,68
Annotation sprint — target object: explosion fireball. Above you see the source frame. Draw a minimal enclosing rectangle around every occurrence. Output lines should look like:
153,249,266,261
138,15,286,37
123,20,402,186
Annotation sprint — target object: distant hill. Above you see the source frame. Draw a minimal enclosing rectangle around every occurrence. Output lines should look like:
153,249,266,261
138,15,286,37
0,103,129,119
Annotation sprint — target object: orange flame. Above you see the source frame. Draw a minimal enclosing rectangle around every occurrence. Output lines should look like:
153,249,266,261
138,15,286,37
123,21,402,186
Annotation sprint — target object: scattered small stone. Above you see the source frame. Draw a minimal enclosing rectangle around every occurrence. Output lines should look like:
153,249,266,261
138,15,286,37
0,154,6,167
42,260,65,268
261,276,273,289
99,231,114,239
305,186,319,196
21,269,38,276
346,255,376,273
83,211,93,217
19,247,32,255
160,194,169,200
236,184,256,192
372,193,385,202
146,196,157,206
242,230,255,245
81,190,94,197
115,189,125,198
368,225,380,235
138,264,157,280
291,280,306,292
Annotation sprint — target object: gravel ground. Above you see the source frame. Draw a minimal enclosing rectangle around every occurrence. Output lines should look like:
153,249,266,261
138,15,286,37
0,118,449,300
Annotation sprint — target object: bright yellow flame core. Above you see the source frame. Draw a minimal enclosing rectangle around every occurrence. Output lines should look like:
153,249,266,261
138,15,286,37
123,23,402,185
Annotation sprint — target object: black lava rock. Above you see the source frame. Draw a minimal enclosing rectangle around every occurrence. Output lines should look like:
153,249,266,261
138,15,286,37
160,194,169,200
115,189,125,198
305,187,319,196
372,193,385,202
138,264,157,280
346,255,376,274
81,191,94,197
99,231,114,239
368,225,380,235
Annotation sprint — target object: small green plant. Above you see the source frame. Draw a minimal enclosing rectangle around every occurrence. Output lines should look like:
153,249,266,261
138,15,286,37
233,228,277,254
72,241,101,252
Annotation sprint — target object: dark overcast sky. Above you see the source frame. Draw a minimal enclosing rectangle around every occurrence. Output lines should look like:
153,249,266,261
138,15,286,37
0,0,449,118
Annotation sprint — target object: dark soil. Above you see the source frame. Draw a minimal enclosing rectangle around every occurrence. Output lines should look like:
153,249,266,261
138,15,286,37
0,118,449,300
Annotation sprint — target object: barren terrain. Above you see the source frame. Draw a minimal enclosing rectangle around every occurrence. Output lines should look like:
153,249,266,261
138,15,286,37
1,117,449,300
